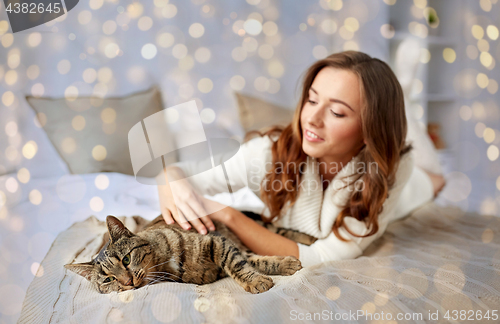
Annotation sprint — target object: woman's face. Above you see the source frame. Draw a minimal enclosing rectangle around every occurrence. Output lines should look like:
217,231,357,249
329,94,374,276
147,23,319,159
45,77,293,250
300,67,365,162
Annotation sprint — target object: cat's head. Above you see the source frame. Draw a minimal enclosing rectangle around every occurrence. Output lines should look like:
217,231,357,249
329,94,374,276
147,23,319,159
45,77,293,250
65,216,153,294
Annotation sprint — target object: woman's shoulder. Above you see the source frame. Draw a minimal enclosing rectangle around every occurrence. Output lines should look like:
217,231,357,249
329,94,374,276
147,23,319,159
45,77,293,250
399,150,415,174
244,132,279,144
239,133,277,174
242,133,277,154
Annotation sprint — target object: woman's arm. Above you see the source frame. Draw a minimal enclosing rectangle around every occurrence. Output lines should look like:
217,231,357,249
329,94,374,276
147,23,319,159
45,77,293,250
224,208,300,258
157,135,272,233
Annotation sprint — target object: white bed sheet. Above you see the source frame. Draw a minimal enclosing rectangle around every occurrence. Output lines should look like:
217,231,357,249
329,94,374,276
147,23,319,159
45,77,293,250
0,171,263,324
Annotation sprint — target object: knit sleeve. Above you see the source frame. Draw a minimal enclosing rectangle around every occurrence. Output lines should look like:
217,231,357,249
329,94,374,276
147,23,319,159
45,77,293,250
297,151,416,267
167,135,273,197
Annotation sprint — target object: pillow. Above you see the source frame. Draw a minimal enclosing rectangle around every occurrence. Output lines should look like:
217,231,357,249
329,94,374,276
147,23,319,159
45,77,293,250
0,91,70,177
25,86,170,176
234,92,294,133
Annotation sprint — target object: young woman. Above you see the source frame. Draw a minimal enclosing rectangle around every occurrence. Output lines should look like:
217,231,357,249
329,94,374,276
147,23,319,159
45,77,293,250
157,51,446,267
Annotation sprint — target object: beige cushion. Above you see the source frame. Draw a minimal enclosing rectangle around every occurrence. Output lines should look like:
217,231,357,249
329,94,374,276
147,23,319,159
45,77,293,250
234,92,294,133
26,87,166,176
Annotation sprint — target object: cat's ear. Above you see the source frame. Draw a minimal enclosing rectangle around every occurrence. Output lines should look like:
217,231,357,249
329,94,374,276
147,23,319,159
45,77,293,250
106,215,134,242
65,262,94,281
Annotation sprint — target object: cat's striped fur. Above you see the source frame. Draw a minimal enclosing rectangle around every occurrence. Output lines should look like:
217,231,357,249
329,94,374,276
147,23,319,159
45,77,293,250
65,214,318,294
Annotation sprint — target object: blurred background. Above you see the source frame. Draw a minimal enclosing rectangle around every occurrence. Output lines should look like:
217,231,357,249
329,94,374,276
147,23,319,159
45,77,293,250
0,0,499,322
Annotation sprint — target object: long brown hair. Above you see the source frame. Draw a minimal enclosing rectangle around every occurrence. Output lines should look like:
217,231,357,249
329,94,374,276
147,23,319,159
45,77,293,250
244,50,412,242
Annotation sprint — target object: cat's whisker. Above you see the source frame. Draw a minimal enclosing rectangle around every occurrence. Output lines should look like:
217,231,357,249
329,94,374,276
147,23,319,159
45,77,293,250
146,250,186,271
147,259,171,271
143,258,152,270
149,273,182,280
148,271,183,281
145,274,177,281
146,274,179,282
144,276,177,286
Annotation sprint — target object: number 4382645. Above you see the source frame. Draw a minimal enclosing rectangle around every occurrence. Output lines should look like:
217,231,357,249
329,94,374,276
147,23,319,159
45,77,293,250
6,2,62,14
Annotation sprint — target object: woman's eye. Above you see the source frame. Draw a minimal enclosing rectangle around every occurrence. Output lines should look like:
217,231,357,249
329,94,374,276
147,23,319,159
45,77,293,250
330,110,344,118
104,276,115,283
308,100,317,105
122,254,131,266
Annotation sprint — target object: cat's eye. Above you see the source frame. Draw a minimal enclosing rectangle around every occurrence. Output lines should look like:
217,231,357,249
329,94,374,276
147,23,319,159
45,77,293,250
122,254,131,266
104,276,115,283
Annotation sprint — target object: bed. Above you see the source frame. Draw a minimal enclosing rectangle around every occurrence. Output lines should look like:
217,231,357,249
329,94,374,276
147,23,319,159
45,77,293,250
16,189,500,323
4,89,499,323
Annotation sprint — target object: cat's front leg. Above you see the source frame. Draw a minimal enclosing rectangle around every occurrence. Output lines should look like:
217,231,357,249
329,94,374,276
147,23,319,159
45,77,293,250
245,254,302,276
208,235,274,294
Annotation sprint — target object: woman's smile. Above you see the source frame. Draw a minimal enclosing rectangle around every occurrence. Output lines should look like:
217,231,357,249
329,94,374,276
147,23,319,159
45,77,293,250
304,129,325,142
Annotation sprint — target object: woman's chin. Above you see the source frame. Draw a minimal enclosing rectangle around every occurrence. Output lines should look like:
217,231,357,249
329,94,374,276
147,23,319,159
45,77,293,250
302,144,323,159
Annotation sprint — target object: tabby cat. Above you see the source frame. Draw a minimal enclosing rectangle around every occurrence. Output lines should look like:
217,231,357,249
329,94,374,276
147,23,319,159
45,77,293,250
65,214,317,294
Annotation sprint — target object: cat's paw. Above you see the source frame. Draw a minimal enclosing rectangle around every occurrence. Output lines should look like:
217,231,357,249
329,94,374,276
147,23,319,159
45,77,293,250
279,256,302,275
242,274,274,294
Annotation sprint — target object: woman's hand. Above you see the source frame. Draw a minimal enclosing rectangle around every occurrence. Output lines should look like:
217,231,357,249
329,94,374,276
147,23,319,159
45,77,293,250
198,196,236,225
157,166,216,234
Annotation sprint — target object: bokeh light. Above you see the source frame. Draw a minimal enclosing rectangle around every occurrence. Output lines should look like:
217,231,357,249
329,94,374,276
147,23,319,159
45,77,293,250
65,86,79,101
72,115,86,131
6,177,19,193
78,10,92,25
476,73,489,88
258,44,273,59
89,0,104,10
172,44,187,59
244,19,262,35
5,121,18,137
157,32,175,48
28,32,42,47
194,47,211,63
57,60,71,75
92,145,107,161
29,189,43,205
31,83,45,97
90,196,104,212
2,91,14,106
487,145,499,161
95,174,110,190
198,78,213,93
127,2,144,18
459,105,472,121
189,23,205,38
17,168,30,184
325,286,341,300
61,137,77,154
200,108,215,124
443,48,456,63
380,24,395,39
138,16,153,31
22,141,38,159
479,52,493,68
101,107,117,123
229,75,245,91
444,172,472,202
27,65,40,80
83,68,97,83
321,19,337,34
486,25,499,40
471,25,484,39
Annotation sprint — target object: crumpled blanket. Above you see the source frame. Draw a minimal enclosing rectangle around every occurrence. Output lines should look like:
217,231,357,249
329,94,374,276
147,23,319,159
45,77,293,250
18,202,500,323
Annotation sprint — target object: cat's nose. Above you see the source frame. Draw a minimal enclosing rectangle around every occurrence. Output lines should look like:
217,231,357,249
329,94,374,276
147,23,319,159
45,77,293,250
125,278,133,286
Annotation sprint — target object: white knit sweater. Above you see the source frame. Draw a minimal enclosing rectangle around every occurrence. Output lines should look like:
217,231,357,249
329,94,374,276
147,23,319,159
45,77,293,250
171,135,434,267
